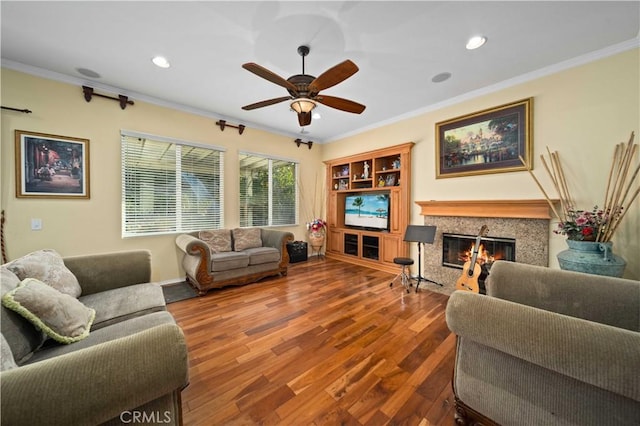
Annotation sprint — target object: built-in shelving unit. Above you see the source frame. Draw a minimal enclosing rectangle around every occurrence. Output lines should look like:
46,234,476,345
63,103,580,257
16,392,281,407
325,142,414,273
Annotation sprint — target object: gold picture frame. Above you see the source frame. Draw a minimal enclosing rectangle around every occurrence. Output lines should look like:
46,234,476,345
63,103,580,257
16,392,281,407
436,98,533,179
15,130,90,198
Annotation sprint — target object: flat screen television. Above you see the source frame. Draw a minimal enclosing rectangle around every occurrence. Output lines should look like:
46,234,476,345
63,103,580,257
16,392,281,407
344,192,390,231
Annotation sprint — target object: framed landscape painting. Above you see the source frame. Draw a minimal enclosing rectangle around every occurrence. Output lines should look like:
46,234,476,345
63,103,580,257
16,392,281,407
435,98,533,179
15,130,90,198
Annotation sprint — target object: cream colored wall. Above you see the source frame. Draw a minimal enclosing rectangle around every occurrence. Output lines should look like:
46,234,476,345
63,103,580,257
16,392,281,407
0,69,325,282
323,48,640,280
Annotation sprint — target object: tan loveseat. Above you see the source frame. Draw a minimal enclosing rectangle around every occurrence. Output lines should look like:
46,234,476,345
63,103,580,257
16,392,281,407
175,227,294,295
446,260,640,426
1,250,189,426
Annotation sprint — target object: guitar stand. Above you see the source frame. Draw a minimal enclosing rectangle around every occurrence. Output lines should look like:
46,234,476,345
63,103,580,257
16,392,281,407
414,241,443,292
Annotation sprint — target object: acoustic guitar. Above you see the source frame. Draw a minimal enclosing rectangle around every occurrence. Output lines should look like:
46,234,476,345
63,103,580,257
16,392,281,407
455,225,489,293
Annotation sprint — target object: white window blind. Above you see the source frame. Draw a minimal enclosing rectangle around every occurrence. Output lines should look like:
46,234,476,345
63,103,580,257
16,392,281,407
239,153,298,227
121,132,224,237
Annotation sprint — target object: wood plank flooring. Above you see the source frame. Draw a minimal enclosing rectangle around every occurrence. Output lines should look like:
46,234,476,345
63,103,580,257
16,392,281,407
168,257,457,426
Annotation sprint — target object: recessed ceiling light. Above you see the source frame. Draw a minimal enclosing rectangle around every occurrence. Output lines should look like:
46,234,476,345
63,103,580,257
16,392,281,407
432,72,452,83
466,36,487,50
76,67,101,78
152,56,171,68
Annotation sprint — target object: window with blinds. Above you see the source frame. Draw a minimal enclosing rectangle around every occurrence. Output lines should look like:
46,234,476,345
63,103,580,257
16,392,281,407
239,152,298,227
121,131,224,237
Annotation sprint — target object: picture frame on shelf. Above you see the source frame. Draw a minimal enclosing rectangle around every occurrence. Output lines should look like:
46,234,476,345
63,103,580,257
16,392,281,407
435,98,533,179
15,130,90,198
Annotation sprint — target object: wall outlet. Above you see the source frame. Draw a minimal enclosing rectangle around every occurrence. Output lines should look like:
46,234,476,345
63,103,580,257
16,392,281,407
31,218,42,231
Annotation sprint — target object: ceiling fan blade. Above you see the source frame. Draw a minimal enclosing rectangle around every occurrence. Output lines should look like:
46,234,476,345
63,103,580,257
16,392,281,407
242,96,291,110
316,95,366,114
298,112,312,127
309,60,359,93
242,63,298,93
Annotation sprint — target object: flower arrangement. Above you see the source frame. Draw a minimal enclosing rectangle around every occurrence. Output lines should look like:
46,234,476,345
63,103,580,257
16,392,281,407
554,206,621,241
524,131,638,243
306,218,326,234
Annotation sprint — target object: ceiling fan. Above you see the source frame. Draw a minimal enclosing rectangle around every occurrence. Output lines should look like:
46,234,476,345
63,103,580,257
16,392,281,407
241,45,366,127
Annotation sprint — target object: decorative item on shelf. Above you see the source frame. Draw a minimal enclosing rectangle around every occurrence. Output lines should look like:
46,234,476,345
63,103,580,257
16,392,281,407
378,176,385,187
342,166,349,176
385,174,396,186
393,157,401,169
338,179,348,190
363,161,370,179
523,131,638,277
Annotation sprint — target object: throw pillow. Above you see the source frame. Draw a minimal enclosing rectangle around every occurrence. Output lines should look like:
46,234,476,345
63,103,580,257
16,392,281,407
199,229,232,253
6,249,81,297
232,228,262,251
2,278,95,344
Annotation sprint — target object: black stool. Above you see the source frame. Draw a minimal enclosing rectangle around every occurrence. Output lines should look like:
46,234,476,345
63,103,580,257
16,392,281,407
390,257,414,293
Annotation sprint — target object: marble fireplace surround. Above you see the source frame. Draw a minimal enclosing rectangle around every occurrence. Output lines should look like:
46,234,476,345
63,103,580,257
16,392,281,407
415,200,554,295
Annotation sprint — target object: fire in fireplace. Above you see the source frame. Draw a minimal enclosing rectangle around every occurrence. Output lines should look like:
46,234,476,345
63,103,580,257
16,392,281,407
442,233,516,269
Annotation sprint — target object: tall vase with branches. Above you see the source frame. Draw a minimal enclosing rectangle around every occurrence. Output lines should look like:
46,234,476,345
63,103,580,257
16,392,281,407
522,131,638,277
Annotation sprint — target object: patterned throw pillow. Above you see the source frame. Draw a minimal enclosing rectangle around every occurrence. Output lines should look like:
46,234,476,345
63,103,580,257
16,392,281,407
2,278,95,344
232,228,262,251
199,229,233,253
6,249,81,298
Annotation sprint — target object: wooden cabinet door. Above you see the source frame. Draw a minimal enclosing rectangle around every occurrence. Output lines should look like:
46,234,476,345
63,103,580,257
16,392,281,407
328,229,342,253
381,235,401,263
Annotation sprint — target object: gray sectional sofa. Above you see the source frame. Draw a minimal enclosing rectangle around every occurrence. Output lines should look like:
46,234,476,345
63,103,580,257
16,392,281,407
175,227,294,295
1,249,189,426
446,260,640,426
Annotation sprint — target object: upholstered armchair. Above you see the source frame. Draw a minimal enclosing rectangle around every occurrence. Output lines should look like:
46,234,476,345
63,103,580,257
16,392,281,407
446,260,640,426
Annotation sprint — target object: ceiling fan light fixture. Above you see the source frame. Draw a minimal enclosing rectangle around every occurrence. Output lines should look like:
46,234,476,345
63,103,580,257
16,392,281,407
290,98,317,114
466,35,487,50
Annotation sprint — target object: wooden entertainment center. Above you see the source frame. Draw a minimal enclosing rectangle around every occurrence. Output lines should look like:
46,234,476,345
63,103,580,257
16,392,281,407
324,142,414,273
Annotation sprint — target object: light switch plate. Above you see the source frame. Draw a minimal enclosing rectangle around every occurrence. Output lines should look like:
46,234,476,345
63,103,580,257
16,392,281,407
31,218,42,231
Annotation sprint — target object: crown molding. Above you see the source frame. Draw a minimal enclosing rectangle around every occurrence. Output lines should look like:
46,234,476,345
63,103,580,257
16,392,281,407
328,37,640,143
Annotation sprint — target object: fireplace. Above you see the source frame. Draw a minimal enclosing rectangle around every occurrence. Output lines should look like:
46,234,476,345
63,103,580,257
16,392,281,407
442,233,516,270
415,200,554,295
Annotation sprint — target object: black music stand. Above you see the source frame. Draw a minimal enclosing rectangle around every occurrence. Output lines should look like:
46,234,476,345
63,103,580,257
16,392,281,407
404,225,443,292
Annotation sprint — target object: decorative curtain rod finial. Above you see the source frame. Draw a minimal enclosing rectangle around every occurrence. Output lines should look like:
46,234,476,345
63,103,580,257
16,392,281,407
82,86,134,109
295,139,313,150
216,120,245,135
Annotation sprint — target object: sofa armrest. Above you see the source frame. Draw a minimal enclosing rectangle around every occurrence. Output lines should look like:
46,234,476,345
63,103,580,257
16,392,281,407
446,291,640,402
0,323,189,426
63,250,152,296
175,233,213,284
260,229,294,260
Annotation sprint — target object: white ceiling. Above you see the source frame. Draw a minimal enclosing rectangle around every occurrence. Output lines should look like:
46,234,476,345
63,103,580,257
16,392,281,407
2,1,639,142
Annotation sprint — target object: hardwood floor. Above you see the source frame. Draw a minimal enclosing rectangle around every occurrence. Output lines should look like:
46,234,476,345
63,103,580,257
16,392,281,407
168,257,457,426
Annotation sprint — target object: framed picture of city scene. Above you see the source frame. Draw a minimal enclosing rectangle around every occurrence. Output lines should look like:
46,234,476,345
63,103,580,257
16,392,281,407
15,130,90,198
435,98,533,179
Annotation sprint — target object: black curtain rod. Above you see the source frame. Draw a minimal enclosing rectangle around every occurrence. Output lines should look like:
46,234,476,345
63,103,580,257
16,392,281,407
1,106,32,113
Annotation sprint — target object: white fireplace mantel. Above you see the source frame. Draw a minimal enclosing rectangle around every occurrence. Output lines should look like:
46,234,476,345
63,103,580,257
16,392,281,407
415,199,558,219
